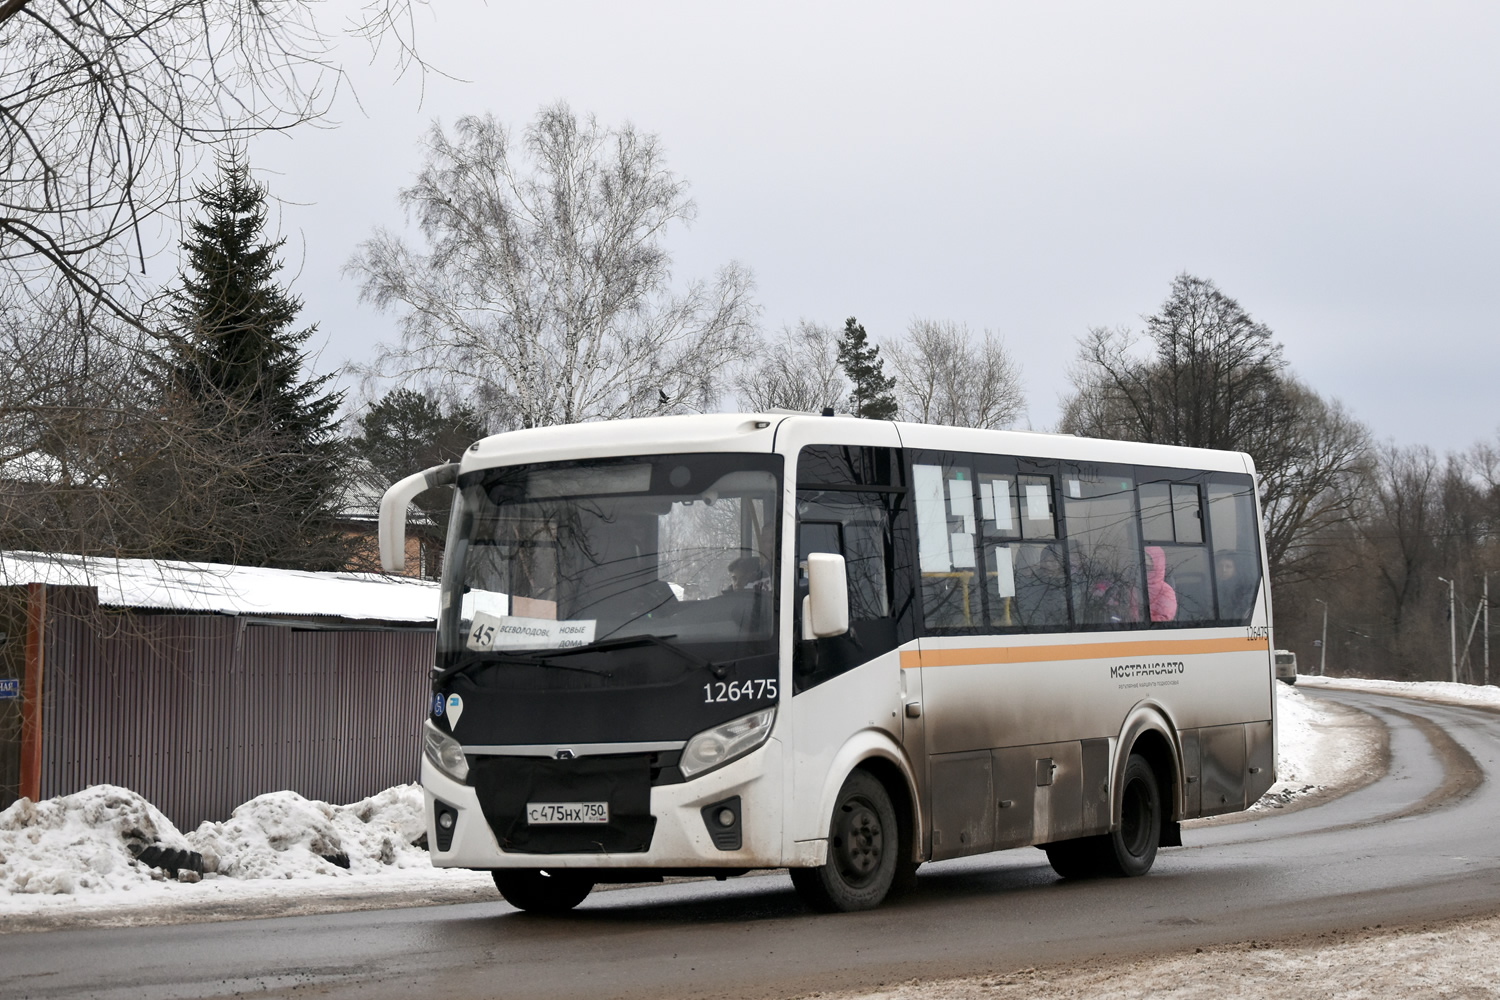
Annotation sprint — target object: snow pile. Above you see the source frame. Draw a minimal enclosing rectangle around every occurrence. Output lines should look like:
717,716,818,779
0,785,195,896
191,786,429,880
1249,682,1328,809
1245,679,1387,812
1299,673,1500,709
0,784,430,901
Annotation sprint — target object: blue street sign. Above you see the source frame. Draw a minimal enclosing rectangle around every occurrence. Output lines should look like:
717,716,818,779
0,678,20,701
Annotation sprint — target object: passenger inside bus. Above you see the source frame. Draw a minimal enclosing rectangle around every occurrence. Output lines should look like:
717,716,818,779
1215,552,1255,621
1145,545,1177,622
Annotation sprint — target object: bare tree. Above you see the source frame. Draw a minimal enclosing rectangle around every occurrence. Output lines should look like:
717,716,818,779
1061,274,1371,586
1258,381,1373,586
1061,275,1291,450
883,319,1025,428
734,321,846,413
347,106,759,430
1,0,427,324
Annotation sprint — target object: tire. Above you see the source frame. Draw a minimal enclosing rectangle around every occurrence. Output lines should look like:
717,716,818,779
492,869,594,913
1099,753,1162,877
1044,837,1102,879
791,770,898,912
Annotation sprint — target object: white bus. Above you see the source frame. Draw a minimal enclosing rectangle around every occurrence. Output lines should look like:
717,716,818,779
380,413,1275,913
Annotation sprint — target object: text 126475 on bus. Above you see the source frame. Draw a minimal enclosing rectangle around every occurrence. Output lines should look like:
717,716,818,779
379,413,1276,913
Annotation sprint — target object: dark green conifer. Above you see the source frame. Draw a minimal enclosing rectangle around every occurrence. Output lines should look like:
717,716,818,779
159,156,348,569
352,388,485,534
837,317,898,420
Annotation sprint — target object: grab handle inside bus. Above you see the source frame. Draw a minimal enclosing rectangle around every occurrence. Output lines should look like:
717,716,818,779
379,462,460,573
805,552,850,638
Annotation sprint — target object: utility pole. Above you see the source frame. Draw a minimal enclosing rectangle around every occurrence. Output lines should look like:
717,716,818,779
1438,576,1457,684
1485,574,1491,688
1314,597,1328,676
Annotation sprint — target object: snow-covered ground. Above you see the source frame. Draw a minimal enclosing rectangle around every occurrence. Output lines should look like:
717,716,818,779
829,912,1500,1000
0,676,1483,931
1298,672,1500,710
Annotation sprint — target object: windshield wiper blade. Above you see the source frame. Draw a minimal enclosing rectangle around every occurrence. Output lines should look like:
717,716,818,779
548,633,744,679
432,650,612,686
545,634,679,657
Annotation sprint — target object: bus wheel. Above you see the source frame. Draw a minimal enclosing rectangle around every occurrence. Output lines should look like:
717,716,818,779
791,770,898,912
1101,753,1161,877
1044,838,1102,879
492,869,594,913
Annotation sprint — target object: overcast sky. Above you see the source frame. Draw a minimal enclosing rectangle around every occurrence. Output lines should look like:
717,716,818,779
247,2,1499,453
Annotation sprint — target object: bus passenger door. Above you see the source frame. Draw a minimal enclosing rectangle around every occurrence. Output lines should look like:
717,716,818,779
784,439,917,855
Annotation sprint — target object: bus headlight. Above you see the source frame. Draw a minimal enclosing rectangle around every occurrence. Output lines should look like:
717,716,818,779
423,721,469,783
680,708,776,779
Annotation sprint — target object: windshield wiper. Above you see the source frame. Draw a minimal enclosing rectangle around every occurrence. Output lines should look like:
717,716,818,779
547,634,749,680
432,650,612,687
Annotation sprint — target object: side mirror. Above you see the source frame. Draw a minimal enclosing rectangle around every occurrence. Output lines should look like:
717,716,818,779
803,552,850,639
378,463,459,572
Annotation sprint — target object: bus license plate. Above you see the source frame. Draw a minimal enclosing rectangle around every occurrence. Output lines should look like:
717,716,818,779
527,802,609,825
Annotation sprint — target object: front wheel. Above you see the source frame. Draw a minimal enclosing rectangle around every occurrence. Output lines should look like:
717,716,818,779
492,869,594,913
791,770,898,912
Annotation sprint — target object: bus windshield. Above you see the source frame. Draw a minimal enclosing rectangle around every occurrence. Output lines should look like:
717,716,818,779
438,453,782,664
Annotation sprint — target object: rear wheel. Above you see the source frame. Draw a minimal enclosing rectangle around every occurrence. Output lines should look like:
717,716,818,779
1043,837,1101,879
791,770,898,912
1044,753,1162,879
1100,753,1162,877
492,869,594,913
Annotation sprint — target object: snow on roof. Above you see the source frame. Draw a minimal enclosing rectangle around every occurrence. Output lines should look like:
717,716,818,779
0,551,439,624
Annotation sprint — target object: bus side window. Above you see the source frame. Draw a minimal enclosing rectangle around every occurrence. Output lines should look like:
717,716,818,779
914,461,980,629
980,472,1067,630
1207,479,1260,623
1064,468,1146,628
1137,479,1214,624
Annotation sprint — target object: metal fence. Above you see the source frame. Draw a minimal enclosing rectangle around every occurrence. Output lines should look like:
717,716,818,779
2,584,435,830
0,587,24,809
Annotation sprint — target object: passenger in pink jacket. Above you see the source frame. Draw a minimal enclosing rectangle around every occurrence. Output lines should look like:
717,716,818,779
1145,546,1177,622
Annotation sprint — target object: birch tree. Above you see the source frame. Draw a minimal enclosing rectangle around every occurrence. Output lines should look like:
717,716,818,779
347,105,759,430
735,321,846,413
883,319,1025,429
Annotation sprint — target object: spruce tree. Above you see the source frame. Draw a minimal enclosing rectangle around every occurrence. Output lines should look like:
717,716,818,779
837,317,898,420
159,157,348,569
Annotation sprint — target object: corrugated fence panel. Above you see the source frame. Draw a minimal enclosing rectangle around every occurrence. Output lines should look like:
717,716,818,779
39,586,435,829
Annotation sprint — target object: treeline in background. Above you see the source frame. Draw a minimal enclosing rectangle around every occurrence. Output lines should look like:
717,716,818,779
2,99,1492,684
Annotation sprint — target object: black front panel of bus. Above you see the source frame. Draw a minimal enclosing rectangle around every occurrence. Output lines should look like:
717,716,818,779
436,646,778,747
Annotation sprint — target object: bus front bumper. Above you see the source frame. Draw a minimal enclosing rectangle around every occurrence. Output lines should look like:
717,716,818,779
421,739,783,870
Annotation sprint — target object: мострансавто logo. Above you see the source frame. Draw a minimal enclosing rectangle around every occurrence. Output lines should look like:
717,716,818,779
1109,661,1186,679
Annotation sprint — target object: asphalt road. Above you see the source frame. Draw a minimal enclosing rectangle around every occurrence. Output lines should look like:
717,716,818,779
4,686,1498,1000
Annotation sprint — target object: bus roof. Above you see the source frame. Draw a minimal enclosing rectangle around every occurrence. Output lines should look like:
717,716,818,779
460,413,1255,477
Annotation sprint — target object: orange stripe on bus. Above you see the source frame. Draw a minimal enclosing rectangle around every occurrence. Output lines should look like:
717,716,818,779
898,636,1269,669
